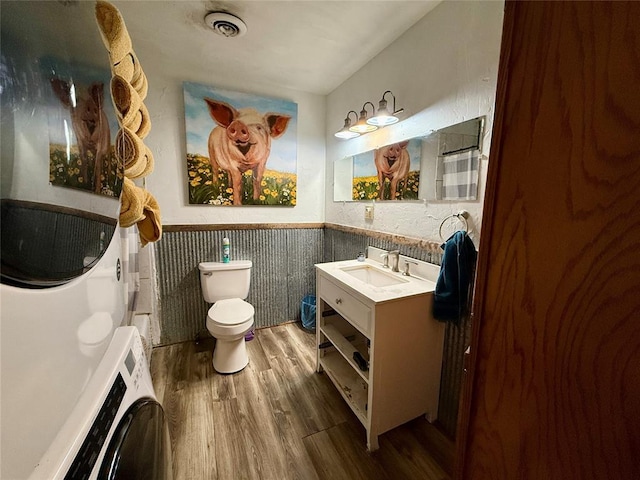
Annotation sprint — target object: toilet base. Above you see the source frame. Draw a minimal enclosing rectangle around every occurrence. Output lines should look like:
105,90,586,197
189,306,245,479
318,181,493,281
212,336,249,374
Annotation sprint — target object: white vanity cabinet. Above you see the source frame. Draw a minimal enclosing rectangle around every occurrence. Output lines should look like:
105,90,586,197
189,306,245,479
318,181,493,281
315,259,445,451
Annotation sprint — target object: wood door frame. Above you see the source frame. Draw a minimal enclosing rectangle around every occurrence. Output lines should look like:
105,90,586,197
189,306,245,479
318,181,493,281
454,1,640,477
453,2,513,477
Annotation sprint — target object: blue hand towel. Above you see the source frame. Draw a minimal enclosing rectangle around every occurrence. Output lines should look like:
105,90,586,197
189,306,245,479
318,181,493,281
433,230,477,324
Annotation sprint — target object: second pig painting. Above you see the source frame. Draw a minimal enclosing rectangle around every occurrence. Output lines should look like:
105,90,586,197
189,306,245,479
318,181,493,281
184,82,298,206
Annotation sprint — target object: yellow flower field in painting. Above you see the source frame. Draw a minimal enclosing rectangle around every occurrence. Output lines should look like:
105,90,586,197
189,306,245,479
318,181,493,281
352,171,419,200
187,153,297,206
49,144,122,198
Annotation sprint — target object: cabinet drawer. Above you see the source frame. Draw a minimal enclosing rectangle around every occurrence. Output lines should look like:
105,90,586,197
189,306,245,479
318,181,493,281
319,276,371,336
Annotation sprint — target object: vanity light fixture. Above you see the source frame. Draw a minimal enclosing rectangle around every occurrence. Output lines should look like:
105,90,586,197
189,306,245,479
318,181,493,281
349,102,378,133
335,91,404,140
367,90,403,126
334,110,361,139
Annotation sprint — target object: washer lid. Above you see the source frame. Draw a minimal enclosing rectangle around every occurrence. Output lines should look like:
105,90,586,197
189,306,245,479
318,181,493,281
208,298,254,325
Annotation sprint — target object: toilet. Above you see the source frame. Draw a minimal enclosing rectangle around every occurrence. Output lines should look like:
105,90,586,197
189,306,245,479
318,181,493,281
198,260,255,374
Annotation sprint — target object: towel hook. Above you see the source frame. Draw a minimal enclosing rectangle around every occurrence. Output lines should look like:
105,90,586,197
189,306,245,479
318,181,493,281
439,210,469,240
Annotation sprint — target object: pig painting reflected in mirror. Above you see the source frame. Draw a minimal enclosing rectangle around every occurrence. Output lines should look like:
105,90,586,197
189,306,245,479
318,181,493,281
204,98,291,206
351,138,420,201
50,78,111,194
375,141,410,200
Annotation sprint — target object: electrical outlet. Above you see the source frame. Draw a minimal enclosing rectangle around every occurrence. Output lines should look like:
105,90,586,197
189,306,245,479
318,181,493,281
364,205,374,220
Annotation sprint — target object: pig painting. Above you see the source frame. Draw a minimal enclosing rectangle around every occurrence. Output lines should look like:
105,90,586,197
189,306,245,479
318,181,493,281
375,141,410,200
184,83,298,206
204,98,291,205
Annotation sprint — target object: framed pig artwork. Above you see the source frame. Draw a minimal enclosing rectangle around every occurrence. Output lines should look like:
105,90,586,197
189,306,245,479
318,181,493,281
183,82,298,206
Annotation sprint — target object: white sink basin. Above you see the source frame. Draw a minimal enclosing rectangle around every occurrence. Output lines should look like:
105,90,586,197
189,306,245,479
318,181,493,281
340,264,409,287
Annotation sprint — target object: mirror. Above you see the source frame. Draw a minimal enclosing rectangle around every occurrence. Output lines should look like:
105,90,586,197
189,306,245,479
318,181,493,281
334,117,484,202
1,1,123,287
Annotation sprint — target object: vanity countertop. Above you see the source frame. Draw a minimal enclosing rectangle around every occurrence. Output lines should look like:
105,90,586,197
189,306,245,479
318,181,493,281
315,259,436,304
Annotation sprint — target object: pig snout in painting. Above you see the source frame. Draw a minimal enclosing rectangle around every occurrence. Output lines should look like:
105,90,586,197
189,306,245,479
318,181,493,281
51,78,111,194
374,140,410,200
205,98,291,205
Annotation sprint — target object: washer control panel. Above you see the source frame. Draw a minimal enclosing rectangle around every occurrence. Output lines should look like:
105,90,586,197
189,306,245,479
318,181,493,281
124,335,144,390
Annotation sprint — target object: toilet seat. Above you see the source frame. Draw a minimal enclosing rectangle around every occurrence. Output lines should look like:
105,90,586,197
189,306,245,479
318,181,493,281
207,298,254,326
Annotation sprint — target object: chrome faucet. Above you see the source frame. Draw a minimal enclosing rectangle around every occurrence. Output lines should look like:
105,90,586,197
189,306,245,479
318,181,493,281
388,250,400,272
402,260,419,276
380,252,389,268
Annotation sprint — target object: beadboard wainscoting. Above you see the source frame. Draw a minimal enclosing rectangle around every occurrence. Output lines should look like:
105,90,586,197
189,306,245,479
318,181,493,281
155,223,470,439
155,225,324,346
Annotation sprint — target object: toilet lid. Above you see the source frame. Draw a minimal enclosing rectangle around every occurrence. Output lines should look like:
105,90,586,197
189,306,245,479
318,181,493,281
208,298,254,325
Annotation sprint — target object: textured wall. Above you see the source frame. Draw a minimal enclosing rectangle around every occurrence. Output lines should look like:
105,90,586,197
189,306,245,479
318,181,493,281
121,36,327,226
325,0,504,242
155,228,323,345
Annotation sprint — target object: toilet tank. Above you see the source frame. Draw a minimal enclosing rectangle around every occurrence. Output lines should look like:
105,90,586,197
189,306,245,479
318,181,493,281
198,260,252,303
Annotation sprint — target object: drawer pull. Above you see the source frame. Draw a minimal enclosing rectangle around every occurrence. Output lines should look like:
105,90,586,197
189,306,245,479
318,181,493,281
319,276,371,336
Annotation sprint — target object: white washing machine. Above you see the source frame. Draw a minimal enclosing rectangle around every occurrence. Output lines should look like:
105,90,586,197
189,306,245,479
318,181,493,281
30,327,172,480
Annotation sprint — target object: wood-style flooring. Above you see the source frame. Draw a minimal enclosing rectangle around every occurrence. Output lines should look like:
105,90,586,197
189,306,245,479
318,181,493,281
151,323,453,480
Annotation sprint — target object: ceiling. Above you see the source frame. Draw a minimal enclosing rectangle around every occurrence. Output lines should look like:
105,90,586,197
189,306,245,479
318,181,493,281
115,1,441,95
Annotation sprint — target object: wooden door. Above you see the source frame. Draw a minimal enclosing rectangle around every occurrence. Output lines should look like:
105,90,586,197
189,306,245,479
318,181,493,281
457,2,640,478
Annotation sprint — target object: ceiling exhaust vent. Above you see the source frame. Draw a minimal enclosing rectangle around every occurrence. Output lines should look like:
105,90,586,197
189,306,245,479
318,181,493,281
204,12,247,38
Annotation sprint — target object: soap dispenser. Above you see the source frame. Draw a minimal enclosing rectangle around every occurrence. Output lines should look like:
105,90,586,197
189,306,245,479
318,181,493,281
222,237,230,263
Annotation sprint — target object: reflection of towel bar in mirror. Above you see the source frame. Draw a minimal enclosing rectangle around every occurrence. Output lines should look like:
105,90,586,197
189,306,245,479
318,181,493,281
439,210,469,241
439,117,483,156
440,145,479,156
